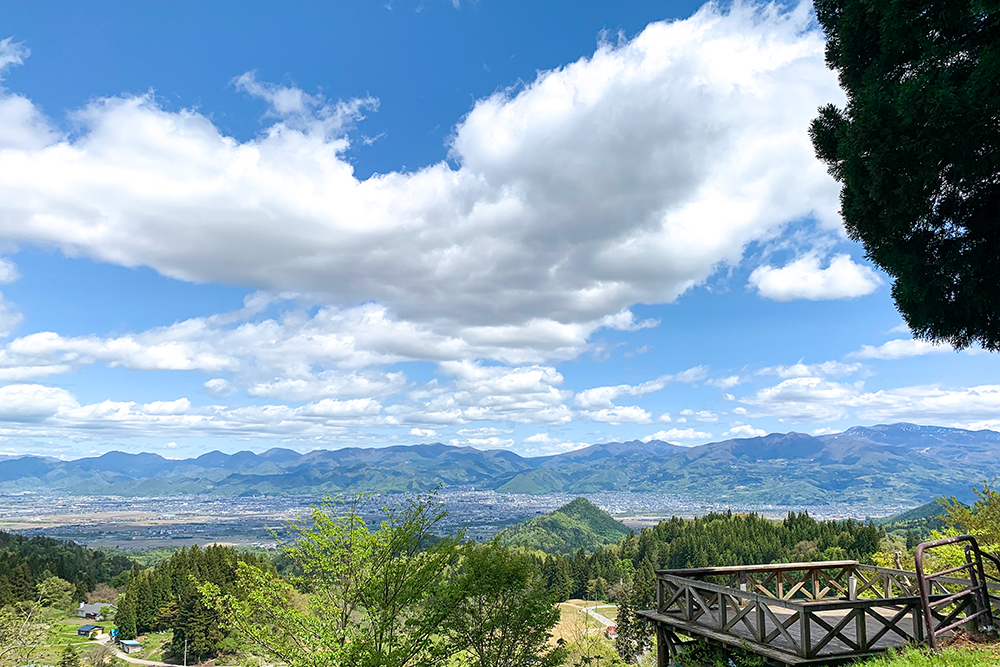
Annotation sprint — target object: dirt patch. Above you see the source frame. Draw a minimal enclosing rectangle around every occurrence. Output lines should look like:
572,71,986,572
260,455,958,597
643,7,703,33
939,630,1000,652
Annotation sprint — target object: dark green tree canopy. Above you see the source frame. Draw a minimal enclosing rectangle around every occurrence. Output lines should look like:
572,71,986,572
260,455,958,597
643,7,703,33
810,0,1000,350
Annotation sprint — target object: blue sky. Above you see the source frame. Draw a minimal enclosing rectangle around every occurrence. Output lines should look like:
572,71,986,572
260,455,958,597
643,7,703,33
0,0,997,460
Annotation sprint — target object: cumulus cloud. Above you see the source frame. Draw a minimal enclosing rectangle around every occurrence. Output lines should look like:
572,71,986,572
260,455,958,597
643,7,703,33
580,405,652,425
450,436,515,449
0,3,841,351
749,254,881,301
388,361,573,426
457,426,512,436
680,409,718,422
757,360,863,378
0,384,78,422
745,378,1000,428
0,258,19,284
0,383,396,440
723,423,767,438
850,338,955,360
0,292,22,338
409,427,438,438
643,427,711,442
575,369,697,409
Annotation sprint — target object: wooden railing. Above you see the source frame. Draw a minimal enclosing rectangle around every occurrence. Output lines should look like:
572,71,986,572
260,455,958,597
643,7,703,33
651,559,1000,662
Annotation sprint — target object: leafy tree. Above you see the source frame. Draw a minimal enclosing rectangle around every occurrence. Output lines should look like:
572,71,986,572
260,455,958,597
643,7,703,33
0,601,48,665
59,643,82,667
940,479,1000,548
810,0,1000,350
86,642,114,667
441,541,566,667
207,492,463,667
38,576,76,613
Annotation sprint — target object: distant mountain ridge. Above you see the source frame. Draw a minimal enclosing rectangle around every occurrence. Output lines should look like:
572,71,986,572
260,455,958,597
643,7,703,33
2,423,1000,503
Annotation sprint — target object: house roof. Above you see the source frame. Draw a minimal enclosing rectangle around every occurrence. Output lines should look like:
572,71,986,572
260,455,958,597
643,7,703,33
78,624,104,632
79,602,116,613
120,640,141,647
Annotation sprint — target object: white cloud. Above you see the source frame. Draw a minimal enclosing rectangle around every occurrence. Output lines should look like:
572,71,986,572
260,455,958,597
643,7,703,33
581,405,652,425
851,338,954,360
576,375,671,409
0,384,78,422
0,259,19,284
0,292,22,338
749,254,881,301
409,427,437,438
457,426,513,436
247,371,406,401
680,409,718,422
758,361,863,378
643,427,711,442
388,361,573,426
723,422,767,438
0,3,841,353
745,378,1000,428
204,378,235,397
0,384,397,440
743,377,859,422
710,375,742,389
575,365,707,410
450,436,515,449
524,433,556,444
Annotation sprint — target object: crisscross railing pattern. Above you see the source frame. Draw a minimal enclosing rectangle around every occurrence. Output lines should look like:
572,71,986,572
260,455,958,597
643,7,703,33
653,563,926,661
643,552,1000,665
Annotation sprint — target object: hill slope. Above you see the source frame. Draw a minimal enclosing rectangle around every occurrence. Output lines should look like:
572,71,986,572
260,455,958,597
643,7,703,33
501,498,630,553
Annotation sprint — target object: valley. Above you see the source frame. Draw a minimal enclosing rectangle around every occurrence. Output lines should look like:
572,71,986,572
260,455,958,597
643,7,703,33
0,489,913,551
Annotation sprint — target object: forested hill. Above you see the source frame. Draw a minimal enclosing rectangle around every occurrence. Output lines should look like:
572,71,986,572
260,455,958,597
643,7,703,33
0,530,134,605
502,498,630,553
1,423,999,502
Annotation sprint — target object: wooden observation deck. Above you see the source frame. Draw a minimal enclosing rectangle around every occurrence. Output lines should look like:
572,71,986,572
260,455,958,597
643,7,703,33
638,537,1000,666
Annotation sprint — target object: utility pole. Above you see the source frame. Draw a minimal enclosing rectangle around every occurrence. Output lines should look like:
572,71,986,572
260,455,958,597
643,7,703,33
184,637,188,667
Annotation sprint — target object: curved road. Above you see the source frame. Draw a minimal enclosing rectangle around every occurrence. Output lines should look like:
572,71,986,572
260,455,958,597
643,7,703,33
96,635,179,667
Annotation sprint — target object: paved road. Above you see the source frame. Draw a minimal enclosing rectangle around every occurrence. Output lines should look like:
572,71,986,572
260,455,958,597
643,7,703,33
582,605,616,627
96,635,180,667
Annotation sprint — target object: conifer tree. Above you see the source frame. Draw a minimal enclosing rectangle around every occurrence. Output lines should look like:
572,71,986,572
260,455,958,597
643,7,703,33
114,594,137,640
135,573,155,634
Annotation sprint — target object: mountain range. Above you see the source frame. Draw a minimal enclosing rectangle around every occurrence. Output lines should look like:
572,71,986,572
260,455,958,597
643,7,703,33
2,423,999,503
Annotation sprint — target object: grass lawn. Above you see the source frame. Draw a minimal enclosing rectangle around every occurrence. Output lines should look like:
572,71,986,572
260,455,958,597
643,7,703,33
27,618,104,663
137,630,173,662
856,645,1000,666
552,600,619,645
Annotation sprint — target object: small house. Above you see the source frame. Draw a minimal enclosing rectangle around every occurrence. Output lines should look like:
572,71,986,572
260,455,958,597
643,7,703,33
77,624,105,638
119,640,142,654
77,602,115,620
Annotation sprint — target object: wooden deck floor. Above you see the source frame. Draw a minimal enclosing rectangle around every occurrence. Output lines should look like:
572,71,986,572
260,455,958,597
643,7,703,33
641,605,927,665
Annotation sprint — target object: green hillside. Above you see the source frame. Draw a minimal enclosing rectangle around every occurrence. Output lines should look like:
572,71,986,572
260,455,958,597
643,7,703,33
502,498,630,554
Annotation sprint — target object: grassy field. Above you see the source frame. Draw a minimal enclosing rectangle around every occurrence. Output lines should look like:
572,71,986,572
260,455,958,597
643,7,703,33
22,617,104,663
857,645,1000,666
137,630,173,662
552,599,619,645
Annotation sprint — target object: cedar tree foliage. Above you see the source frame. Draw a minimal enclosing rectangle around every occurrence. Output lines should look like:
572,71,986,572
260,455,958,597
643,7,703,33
810,0,1000,349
